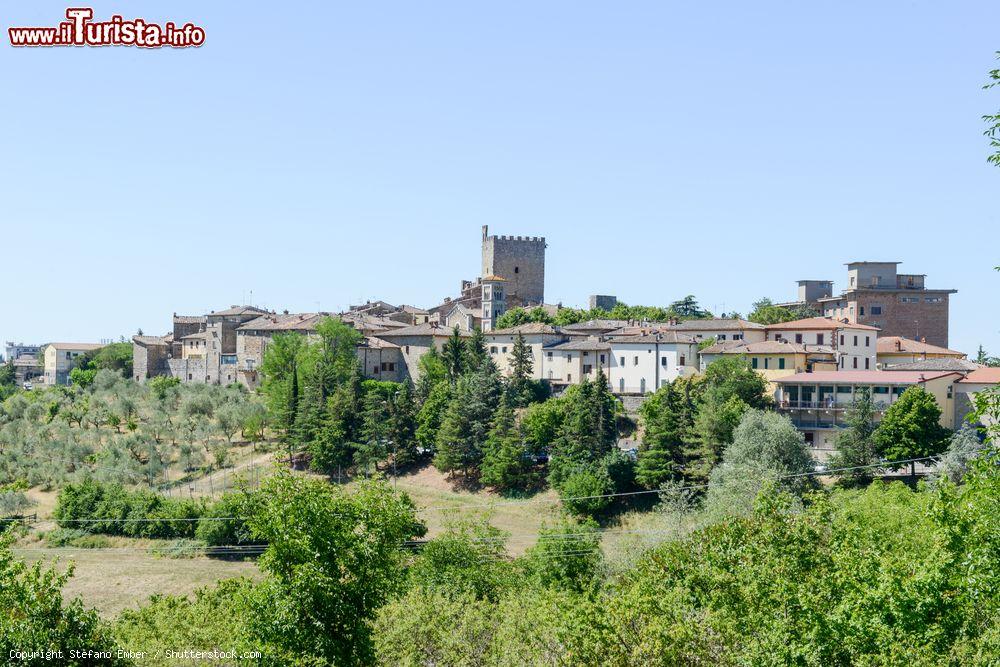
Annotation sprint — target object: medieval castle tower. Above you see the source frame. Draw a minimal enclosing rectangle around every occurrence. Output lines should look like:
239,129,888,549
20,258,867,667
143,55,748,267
480,225,546,308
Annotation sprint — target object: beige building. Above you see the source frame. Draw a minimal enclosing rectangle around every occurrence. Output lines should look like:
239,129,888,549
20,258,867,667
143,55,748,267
667,318,767,344
954,367,1000,430
877,336,967,368
764,317,878,371
372,322,471,381
485,322,567,379
699,340,837,389
41,342,104,385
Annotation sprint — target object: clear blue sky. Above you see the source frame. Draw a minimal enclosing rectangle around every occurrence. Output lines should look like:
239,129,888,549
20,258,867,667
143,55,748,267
2,1,998,355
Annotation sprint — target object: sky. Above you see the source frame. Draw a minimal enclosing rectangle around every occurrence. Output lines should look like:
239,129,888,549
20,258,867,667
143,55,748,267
1,1,998,356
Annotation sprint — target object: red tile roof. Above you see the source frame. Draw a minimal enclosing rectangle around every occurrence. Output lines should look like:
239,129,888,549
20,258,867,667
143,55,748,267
958,368,1000,384
774,370,961,384
877,336,966,357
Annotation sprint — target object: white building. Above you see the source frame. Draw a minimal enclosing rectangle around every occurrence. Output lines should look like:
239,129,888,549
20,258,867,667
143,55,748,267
606,332,699,394
666,318,767,344
763,317,878,371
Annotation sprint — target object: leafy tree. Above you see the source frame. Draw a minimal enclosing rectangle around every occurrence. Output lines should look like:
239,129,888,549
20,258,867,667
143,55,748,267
985,51,1000,165
259,332,307,442
829,387,879,487
872,386,950,474
415,346,447,400
520,517,602,592
521,394,568,454
932,425,991,485
706,409,816,517
0,527,124,664
407,516,513,601
243,471,425,666
68,367,97,388
415,381,450,455
701,355,771,409
974,345,1000,367
558,465,614,517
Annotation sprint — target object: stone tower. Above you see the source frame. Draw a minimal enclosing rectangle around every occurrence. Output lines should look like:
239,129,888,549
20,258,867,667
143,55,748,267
480,225,546,308
481,275,507,332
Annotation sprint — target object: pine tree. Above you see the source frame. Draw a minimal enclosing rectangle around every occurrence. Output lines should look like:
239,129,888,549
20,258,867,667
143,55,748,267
481,399,536,490
465,328,489,370
636,380,692,489
356,387,392,475
508,332,535,407
442,327,466,384
389,382,418,468
434,360,502,478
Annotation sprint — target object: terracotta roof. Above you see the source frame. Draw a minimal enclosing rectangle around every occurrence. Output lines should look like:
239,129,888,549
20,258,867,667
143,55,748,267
670,318,765,331
399,305,430,314
181,331,213,341
373,323,471,338
958,368,1000,384
877,336,966,357
774,370,961,384
546,338,611,351
605,332,699,345
172,314,206,324
481,274,506,282
765,317,880,332
43,342,104,351
884,358,982,373
489,322,562,336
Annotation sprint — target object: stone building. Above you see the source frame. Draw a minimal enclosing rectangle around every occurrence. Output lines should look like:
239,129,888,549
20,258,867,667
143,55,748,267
793,262,957,347
41,342,104,385
480,225,545,308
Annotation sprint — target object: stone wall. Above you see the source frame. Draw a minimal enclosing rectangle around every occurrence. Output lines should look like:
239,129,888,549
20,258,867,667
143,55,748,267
133,344,169,382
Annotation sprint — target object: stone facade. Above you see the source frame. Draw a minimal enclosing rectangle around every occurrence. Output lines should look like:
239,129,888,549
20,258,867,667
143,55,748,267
480,225,545,307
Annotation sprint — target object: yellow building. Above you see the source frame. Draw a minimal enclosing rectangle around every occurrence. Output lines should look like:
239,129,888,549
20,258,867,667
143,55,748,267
41,342,104,385
774,370,962,459
699,340,837,390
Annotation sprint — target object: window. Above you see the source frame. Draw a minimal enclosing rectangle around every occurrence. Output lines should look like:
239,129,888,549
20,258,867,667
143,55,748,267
633,356,639,366
547,351,553,359
388,363,395,371
840,335,844,345
502,347,507,353
853,335,858,346
514,266,519,273
947,385,953,399
490,346,497,354
865,336,870,346
583,364,593,374
764,358,770,369
188,374,192,380
925,297,943,303
599,354,605,364
381,362,388,371
871,306,882,316
853,358,858,369
405,345,410,354
679,355,686,366
859,307,865,316
836,386,852,394
901,296,919,303
840,357,845,368
719,334,727,340
778,358,785,369
816,333,824,345
873,386,889,394
583,351,589,357
567,373,572,382
865,358,870,370
751,357,758,369
661,356,667,367
734,334,743,340
795,333,803,343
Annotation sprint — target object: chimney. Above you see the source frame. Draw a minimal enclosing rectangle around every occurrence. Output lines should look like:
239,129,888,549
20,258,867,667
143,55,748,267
895,339,901,351
920,336,926,343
